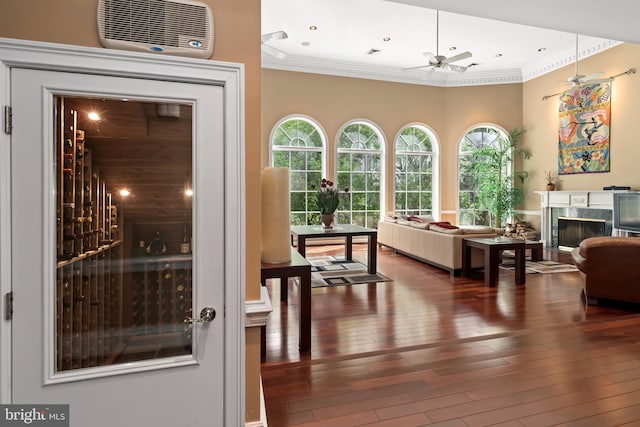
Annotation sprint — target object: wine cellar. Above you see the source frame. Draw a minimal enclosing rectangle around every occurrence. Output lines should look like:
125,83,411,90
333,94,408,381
55,95,194,371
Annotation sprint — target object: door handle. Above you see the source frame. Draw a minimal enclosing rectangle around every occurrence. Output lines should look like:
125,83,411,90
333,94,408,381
184,307,216,324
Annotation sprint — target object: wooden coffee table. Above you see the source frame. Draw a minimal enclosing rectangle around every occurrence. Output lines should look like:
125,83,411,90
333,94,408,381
291,224,378,274
462,237,527,287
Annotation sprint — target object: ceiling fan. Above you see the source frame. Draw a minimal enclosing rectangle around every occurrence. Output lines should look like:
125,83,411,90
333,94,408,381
261,30,288,59
563,34,610,87
542,34,614,99
403,10,473,74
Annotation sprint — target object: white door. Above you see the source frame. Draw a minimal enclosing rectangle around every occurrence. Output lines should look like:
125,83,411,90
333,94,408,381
10,68,225,426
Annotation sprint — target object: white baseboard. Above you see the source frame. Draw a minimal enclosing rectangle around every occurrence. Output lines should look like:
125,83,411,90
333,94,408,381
245,379,268,427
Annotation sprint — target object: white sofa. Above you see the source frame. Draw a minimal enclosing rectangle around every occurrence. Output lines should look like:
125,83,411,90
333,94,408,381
378,219,497,277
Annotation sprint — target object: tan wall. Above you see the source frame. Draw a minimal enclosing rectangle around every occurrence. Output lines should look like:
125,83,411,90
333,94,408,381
522,42,640,228
0,0,263,423
262,69,523,220
441,84,524,213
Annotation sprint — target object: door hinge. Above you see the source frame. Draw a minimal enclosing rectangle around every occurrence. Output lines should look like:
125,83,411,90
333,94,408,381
5,292,13,320
4,106,12,134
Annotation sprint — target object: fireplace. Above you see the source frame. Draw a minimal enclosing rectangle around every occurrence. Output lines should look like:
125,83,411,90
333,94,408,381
558,217,606,250
536,190,623,249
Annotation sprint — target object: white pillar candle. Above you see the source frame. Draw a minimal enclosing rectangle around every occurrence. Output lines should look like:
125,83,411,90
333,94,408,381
261,167,291,263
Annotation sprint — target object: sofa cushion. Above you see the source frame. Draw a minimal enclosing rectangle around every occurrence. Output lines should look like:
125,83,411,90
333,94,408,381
429,221,459,230
406,214,435,223
460,225,496,234
409,221,429,229
429,224,462,234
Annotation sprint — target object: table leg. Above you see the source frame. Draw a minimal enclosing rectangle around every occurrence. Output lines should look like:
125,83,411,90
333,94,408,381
297,236,307,257
486,247,499,287
530,243,543,261
279,274,288,302
345,235,353,261
462,243,471,278
515,246,526,285
299,268,311,352
367,234,377,274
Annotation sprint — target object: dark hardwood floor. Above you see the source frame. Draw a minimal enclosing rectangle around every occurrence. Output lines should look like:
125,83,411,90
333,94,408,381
261,243,640,427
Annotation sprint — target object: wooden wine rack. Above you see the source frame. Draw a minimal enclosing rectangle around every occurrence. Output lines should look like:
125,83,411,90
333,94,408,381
130,256,193,334
55,99,123,371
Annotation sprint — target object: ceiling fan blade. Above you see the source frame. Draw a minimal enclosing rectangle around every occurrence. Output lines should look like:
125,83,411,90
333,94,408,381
261,44,286,59
422,52,437,63
421,67,437,80
447,63,468,73
590,77,614,83
261,30,288,43
581,71,605,82
443,51,472,64
402,64,433,71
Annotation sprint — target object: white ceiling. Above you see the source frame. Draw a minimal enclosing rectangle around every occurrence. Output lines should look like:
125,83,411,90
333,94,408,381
261,0,636,87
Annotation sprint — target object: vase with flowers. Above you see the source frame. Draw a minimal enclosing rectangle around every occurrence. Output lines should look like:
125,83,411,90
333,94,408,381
314,178,349,229
544,170,558,191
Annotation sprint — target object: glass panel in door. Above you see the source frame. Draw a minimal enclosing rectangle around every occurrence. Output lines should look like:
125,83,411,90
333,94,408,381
54,96,193,371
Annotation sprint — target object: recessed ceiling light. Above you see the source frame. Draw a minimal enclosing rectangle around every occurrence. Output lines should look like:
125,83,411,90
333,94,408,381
119,189,130,197
184,189,193,197
88,111,101,121
538,47,546,52
301,41,310,47
495,53,503,58
383,37,391,42
309,25,317,30
449,46,457,51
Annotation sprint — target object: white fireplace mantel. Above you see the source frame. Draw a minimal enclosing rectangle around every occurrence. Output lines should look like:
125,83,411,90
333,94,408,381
535,190,627,246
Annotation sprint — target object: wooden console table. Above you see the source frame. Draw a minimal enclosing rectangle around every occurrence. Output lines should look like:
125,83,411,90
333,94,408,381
462,237,526,287
260,247,312,359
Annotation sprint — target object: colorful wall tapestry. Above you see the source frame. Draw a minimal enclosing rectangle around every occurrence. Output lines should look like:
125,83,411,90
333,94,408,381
558,82,611,174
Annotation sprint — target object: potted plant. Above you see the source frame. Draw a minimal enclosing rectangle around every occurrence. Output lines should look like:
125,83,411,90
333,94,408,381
544,170,557,191
468,128,531,227
314,178,349,228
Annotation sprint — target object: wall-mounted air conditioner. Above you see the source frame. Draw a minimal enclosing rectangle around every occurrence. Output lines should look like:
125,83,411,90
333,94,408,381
97,0,214,59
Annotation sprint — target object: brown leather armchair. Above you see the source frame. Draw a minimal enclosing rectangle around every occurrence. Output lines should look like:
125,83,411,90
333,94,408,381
572,236,640,305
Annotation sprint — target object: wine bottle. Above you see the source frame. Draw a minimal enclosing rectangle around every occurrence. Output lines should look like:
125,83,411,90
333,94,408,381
180,224,191,254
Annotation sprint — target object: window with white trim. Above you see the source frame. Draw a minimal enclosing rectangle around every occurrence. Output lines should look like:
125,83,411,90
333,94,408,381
270,117,325,225
394,125,437,216
458,125,510,225
336,121,384,228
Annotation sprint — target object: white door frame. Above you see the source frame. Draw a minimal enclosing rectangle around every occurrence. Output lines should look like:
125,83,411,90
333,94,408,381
0,38,246,425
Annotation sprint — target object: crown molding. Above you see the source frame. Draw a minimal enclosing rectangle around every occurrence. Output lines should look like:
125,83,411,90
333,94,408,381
263,39,623,87
522,39,622,81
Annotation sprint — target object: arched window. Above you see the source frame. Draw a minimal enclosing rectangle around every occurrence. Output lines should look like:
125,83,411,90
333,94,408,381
270,116,326,225
458,125,510,226
394,124,438,217
336,120,385,228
